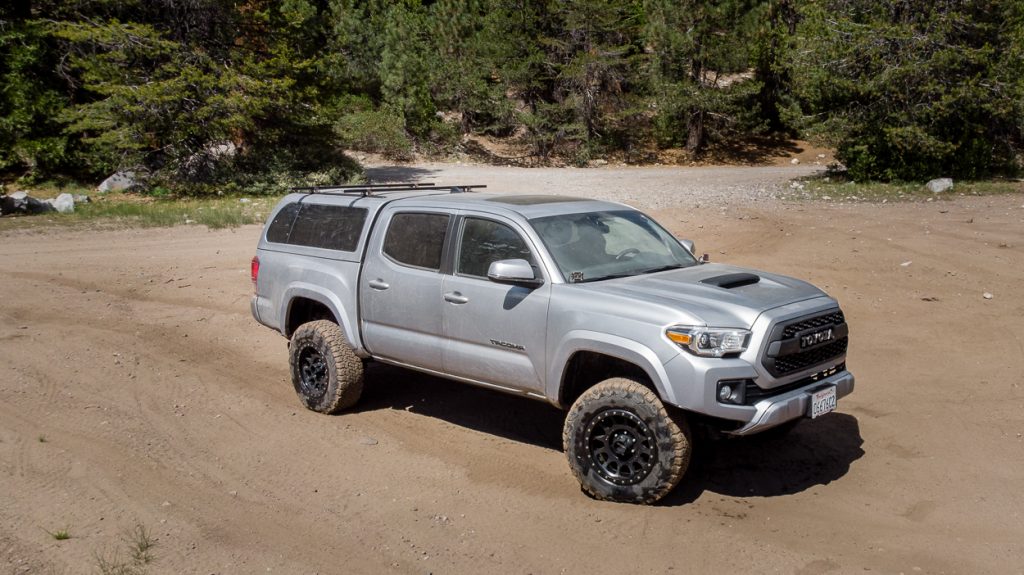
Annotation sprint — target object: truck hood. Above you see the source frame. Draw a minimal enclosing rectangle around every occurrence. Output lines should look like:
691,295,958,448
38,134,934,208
581,263,828,328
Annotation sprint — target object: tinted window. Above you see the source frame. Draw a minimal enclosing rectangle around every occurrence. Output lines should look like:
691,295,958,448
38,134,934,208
266,202,300,243
457,218,535,278
383,213,450,270
267,202,368,251
287,204,368,251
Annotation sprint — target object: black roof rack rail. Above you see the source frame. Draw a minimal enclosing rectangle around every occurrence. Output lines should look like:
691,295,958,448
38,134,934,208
291,182,436,192
290,182,486,197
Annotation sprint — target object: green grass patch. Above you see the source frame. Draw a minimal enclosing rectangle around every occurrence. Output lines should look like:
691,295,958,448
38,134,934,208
787,176,1024,203
75,197,268,228
44,527,71,541
0,192,277,232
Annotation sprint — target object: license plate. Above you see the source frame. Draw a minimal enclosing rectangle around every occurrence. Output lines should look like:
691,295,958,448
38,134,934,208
809,385,837,418
800,327,834,349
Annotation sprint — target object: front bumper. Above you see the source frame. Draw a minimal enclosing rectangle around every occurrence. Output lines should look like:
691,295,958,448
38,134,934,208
661,350,854,434
727,370,855,435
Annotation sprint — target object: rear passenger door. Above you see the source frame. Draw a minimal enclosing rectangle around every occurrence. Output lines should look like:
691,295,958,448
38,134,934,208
441,214,551,394
360,209,452,370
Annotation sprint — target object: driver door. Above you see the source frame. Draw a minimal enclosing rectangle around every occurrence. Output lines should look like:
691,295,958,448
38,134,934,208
441,215,551,394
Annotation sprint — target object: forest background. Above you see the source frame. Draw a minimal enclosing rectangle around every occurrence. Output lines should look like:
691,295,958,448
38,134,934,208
2,0,1023,194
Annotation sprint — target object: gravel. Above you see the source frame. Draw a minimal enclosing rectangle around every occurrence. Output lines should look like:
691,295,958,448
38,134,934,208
363,163,823,211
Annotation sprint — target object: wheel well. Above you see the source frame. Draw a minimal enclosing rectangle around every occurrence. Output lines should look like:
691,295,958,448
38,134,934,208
558,351,654,407
286,297,337,337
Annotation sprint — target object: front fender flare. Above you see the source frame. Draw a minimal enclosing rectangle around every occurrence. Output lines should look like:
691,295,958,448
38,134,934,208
547,330,677,407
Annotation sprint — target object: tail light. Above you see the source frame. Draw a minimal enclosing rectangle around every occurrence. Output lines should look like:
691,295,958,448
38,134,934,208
250,256,260,291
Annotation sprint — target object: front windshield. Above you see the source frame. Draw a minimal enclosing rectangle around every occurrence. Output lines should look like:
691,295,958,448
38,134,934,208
530,210,697,283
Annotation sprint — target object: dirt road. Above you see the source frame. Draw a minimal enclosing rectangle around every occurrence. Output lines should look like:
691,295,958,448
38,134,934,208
1,166,1023,574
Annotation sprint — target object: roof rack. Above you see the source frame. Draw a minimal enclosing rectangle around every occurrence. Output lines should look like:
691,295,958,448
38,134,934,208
291,182,486,197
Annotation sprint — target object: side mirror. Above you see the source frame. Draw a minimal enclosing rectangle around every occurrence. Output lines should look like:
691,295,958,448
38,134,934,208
679,238,709,263
487,259,544,287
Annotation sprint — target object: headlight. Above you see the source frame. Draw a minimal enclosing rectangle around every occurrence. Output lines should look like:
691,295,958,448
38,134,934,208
666,326,751,357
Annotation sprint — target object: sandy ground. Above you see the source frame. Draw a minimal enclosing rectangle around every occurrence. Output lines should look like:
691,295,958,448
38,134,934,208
1,165,1023,574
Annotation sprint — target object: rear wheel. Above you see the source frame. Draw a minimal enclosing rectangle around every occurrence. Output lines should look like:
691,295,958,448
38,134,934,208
563,378,691,504
289,320,363,414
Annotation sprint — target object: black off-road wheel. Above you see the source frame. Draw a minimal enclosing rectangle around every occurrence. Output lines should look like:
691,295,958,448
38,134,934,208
563,378,692,504
289,320,364,414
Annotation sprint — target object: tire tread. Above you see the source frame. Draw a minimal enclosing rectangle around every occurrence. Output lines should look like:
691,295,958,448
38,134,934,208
562,378,690,504
289,320,364,414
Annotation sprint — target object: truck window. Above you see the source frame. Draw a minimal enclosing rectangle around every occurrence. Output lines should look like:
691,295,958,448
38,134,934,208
266,202,367,252
266,202,300,244
383,212,450,271
286,204,368,251
457,218,535,278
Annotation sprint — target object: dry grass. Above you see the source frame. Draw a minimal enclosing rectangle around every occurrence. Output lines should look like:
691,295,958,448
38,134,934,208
0,187,276,232
782,175,1024,203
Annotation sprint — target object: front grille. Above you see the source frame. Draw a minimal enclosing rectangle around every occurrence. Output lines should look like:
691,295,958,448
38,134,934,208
782,311,845,338
762,309,849,377
774,338,848,374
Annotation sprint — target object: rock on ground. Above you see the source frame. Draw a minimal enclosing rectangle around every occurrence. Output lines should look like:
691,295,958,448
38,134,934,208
48,193,75,214
0,191,76,216
927,178,954,193
97,171,139,193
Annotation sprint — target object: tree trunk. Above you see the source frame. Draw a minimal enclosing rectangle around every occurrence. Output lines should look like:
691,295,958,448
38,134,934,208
686,110,705,153
687,56,705,153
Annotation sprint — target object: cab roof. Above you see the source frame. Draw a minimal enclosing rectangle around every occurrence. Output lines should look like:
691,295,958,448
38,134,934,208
290,189,633,220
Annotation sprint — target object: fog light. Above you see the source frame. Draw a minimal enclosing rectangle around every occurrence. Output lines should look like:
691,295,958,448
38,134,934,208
716,379,748,405
718,385,733,402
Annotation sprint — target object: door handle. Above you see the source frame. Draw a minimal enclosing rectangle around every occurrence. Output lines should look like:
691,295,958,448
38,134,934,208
368,279,390,290
443,291,469,304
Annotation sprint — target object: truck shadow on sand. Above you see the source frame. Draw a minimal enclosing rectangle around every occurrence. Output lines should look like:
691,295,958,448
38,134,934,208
663,414,864,506
358,363,566,450
358,364,864,505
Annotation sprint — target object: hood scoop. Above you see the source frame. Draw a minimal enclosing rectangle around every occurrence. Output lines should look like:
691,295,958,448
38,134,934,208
699,272,761,289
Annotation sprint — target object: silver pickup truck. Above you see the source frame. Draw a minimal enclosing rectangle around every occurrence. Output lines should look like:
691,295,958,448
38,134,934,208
251,183,853,504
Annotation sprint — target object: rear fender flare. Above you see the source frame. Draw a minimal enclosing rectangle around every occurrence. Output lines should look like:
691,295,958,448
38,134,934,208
280,283,362,351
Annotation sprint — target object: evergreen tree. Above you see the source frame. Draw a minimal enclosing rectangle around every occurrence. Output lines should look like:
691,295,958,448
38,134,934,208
0,5,73,178
791,0,1024,181
48,0,355,191
644,0,765,152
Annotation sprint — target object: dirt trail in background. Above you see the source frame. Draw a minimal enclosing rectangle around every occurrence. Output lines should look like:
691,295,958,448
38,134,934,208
1,165,1023,574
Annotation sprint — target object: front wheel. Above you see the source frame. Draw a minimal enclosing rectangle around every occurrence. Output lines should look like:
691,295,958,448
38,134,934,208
563,378,691,504
289,320,364,414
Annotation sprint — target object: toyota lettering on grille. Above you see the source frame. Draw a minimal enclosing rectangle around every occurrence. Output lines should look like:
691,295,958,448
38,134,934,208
800,327,834,349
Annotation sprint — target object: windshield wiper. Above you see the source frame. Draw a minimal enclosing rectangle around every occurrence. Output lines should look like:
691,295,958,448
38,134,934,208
577,264,688,283
577,272,637,283
640,264,686,275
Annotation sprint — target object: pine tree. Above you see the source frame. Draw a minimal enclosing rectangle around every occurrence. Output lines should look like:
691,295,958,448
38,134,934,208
791,0,1024,181
0,4,73,178
644,0,766,153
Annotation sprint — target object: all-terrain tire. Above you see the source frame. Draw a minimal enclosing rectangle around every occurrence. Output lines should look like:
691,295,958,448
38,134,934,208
563,378,691,504
289,320,364,414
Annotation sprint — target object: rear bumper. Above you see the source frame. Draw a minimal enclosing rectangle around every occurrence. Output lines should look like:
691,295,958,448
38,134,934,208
727,370,855,436
250,295,260,323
